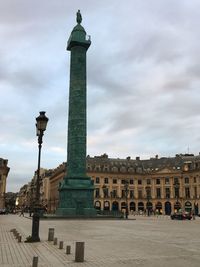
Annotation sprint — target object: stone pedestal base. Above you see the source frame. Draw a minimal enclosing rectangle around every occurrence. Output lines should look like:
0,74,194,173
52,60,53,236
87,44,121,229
56,177,96,217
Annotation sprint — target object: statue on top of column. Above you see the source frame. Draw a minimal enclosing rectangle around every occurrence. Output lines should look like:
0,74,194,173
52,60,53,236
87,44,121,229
76,10,82,24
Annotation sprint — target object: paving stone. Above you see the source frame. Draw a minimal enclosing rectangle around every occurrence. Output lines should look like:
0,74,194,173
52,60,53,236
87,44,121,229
0,214,200,266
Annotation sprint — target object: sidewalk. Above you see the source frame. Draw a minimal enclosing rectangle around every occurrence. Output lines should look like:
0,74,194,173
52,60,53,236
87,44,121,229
0,218,73,267
1,214,200,267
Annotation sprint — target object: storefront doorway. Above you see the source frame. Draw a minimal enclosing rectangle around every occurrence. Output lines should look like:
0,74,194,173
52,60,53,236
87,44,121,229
184,201,192,213
112,201,119,211
165,201,172,215
155,202,163,214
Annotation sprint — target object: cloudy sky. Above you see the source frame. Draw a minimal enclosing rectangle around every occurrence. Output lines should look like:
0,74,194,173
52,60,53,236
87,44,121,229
1,0,200,192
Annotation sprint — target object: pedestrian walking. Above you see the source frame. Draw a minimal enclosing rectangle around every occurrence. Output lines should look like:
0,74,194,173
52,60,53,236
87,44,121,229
19,207,24,217
192,210,195,220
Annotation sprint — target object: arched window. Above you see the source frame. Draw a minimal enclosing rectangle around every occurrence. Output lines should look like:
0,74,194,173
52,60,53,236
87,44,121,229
155,202,163,214
121,202,126,210
94,201,101,210
164,201,171,215
130,202,136,211
174,202,181,212
104,201,110,211
138,202,144,211
112,201,119,211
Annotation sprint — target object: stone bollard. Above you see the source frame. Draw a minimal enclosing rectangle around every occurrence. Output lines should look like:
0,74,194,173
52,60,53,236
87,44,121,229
13,229,17,234
53,237,57,245
59,241,63,249
15,232,19,239
18,235,22,243
13,230,17,236
32,256,38,267
66,245,71,255
75,242,85,262
48,228,55,241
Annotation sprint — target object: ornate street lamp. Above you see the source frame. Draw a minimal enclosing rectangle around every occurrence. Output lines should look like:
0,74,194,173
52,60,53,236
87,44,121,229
102,185,107,199
124,180,129,219
146,186,151,216
174,180,180,212
26,111,48,242
102,185,107,211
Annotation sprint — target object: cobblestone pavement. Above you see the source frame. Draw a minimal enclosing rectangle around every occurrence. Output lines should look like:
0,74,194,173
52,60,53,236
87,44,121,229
0,214,200,266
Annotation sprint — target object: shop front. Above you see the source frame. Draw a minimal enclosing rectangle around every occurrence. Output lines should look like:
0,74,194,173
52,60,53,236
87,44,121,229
184,201,192,213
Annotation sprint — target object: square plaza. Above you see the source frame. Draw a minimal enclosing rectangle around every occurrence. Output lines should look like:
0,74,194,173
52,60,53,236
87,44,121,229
1,214,200,267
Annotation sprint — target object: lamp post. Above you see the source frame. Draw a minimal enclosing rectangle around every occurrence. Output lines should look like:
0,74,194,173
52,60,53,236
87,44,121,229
124,180,129,219
102,185,107,198
26,111,48,242
102,185,108,211
146,186,151,216
174,181,180,212
110,190,113,211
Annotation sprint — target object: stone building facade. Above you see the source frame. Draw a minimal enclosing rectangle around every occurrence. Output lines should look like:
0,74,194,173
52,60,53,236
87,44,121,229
17,168,53,209
48,153,200,215
0,158,10,209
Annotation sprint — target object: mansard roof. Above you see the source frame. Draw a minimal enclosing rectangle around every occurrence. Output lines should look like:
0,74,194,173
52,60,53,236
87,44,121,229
49,153,200,178
86,153,200,174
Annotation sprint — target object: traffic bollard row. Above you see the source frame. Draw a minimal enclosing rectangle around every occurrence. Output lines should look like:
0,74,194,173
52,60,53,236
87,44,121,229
10,229,22,243
48,229,85,263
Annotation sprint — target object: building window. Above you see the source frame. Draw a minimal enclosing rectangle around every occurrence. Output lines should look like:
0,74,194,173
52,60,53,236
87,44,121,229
194,177,197,183
147,179,151,185
113,178,117,184
174,187,179,199
121,190,125,198
165,178,170,184
156,179,160,185
111,189,117,198
146,188,151,198
174,177,179,184
130,190,134,199
184,177,189,184
165,188,170,198
138,179,142,185
121,179,125,184
138,190,143,199
185,187,190,199
104,178,109,184
156,188,161,199
103,187,109,198
95,188,100,198
129,179,134,184
95,177,100,184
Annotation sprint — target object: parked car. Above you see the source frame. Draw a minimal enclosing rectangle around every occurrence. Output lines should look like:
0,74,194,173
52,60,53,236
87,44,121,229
0,208,7,215
170,212,192,220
